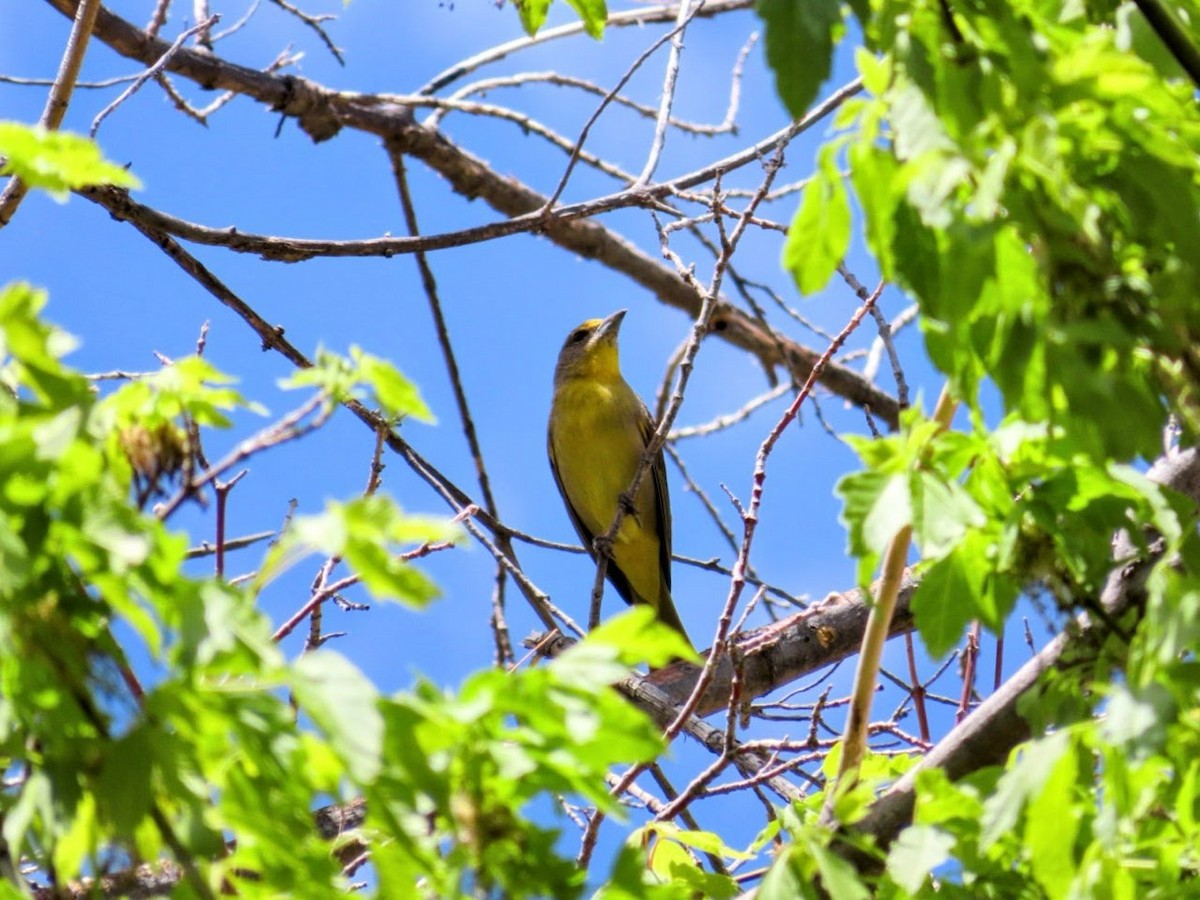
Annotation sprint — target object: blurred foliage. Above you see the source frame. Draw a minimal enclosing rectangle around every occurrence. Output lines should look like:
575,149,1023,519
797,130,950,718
4,0,1200,893
759,0,1200,894
0,280,730,896
0,121,140,196
512,0,608,39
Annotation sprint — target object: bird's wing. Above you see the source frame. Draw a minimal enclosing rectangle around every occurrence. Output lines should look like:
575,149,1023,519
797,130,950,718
547,429,595,554
638,405,692,648
639,406,672,593
548,424,640,608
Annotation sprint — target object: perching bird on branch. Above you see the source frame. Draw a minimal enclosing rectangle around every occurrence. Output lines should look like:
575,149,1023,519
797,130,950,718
547,309,693,650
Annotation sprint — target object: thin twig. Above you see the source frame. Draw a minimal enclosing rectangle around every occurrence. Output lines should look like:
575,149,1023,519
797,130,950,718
90,15,220,137
273,539,457,644
820,383,958,827
0,0,103,227
669,383,792,440
156,391,331,520
267,0,343,64
634,0,698,186
417,0,754,96
427,70,741,136
542,3,702,211
904,634,931,743
861,303,917,387
390,152,515,667
838,264,908,408
144,0,170,36
957,622,981,723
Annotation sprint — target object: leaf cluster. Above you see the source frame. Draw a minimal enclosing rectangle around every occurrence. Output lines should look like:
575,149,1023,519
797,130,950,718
0,280,728,896
756,0,1200,894
0,121,140,198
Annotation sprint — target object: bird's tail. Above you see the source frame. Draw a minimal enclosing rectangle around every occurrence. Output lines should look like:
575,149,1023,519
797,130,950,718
654,590,693,654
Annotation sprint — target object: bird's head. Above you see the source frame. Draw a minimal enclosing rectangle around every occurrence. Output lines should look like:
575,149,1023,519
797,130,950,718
553,309,626,384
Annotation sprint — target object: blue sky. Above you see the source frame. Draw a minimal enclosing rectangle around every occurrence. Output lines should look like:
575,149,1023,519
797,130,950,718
2,0,1026,878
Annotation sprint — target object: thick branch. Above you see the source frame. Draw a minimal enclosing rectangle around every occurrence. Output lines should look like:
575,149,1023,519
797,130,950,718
45,0,898,427
56,429,1198,899
32,570,915,897
0,0,102,225
842,446,1200,865
1132,0,1200,90
646,569,918,719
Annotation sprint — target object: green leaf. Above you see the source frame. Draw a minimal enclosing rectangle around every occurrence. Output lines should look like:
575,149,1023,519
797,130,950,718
0,282,85,406
1100,683,1174,761
911,469,985,561
32,406,81,461
266,495,455,605
557,605,698,676
784,142,851,295
292,651,384,782
837,469,910,585
98,726,155,833
3,770,53,863
756,0,843,118
911,767,986,827
886,824,955,892
351,346,435,423
889,78,956,160
849,136,900,281
757,847,814,900
286,346,433,423
906,152,972,229
646,833,698,881
510,0,611,43
640,821,752,859
809,840,870,899
51,793,99,883
101,354,257,435
855,46,890,96
1025,736,1082,900
662,864,739,899
516,0,552,36
595,843,658,899
564,0,607,39
1175,760,1199,836
0,121,141,197
910,538,980,658
981,731,1070,850
973,137,1016,222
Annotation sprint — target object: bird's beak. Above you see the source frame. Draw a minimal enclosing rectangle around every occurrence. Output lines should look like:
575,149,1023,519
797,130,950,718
594,309,627,344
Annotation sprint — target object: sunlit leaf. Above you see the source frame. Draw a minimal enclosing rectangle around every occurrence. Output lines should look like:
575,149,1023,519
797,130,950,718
293,651,384,782
0,121,141,198
784,142,851,295
756,0,843,118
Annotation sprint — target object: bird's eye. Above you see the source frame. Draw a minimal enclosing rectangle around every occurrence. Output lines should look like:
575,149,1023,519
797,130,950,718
570,329,589,344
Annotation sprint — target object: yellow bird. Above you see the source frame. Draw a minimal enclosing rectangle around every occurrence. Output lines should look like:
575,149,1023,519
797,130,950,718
547,310,692,649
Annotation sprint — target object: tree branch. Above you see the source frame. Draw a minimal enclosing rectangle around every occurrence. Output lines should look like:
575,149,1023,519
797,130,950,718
840,445,1200,868
644,568,919,719
47,0,897,428
1132,0,1200,90
0,0,102,226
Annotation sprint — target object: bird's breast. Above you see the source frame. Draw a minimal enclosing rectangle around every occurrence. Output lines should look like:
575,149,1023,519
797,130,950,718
549,379,647,535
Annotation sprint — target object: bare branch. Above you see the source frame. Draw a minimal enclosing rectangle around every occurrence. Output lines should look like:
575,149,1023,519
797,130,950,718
634,0,700,186
417,0,755,96
266,0,342,64
90,15,219,137
0,0,102,227
44,0,894,424
842,445,1200,867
